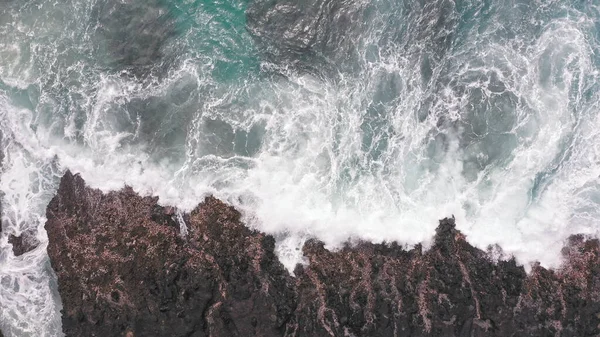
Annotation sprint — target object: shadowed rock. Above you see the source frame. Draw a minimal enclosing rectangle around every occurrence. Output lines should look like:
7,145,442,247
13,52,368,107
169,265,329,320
246,0,368,76
91,0,179,78
8,230,39,256
46,171,294,337
246,0,457,79
46,171,600,336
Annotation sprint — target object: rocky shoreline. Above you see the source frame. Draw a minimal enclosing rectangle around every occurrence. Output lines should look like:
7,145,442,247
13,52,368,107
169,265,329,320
44,171,600,336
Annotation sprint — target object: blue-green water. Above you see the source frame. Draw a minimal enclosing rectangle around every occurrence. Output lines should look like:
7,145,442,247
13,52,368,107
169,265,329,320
1,0,600,335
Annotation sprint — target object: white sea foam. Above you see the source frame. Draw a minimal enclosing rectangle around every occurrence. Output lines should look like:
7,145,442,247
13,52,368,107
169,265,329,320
1,0,600,335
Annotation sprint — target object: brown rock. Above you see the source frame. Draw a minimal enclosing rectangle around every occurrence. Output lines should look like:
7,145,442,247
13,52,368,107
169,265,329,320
46,171,293,337
8,230,40,256
46,171,600,337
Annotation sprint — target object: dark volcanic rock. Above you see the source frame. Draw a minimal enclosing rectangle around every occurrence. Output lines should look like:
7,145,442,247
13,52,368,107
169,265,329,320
46,172,600,337
246,0,368,76
246,0,457,79
90,0,179,78
8,230,39,256
46,171,294,337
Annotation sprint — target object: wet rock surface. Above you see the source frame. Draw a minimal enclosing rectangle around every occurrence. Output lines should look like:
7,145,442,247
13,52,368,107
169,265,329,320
90,0,179,78
7,230,39,256
246,0,367,75
46,172,600,337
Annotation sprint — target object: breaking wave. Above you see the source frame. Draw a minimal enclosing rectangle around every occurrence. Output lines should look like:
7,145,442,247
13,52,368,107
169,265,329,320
1,0,600,335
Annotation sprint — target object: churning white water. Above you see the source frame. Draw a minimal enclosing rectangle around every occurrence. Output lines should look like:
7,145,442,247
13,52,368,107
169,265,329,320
1,0,600,335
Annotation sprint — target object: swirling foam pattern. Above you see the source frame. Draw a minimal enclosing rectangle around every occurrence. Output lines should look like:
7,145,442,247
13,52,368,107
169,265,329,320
1,0,599,335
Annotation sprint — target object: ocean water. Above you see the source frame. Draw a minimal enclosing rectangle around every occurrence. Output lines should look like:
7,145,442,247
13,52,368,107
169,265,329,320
1,0,600,335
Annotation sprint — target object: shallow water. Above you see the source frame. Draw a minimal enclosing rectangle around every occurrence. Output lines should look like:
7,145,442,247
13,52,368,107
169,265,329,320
1,0,600,335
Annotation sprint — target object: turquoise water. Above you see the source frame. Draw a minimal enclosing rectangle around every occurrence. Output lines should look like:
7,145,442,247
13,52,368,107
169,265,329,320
1,0,600,335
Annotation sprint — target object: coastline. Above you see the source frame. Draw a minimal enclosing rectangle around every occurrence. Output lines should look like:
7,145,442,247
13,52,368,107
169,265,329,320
42,171,600,336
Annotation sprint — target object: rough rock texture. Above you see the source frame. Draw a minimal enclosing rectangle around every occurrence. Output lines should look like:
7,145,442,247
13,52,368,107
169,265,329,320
246,0,367,75
90,0,178,78
46,171,293,337
8,230,39,256
46,172,600,337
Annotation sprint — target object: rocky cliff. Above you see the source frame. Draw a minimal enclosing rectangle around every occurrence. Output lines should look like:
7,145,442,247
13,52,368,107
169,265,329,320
46,172,600,337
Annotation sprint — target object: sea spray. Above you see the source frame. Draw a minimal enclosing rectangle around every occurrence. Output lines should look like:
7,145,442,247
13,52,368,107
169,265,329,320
1,0,600,335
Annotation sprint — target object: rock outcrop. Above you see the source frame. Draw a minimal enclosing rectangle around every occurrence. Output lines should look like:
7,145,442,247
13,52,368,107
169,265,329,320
46,171,600,337
8,230,39,256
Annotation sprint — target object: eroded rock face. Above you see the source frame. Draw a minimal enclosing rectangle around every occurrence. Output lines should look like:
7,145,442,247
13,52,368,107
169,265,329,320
90,0,179,78
246,0,368,76
46,172,600,337
8,230,39,256
46,171,293,337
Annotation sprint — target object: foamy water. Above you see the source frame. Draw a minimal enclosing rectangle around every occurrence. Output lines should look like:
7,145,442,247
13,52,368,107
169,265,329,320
1,0,600,335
